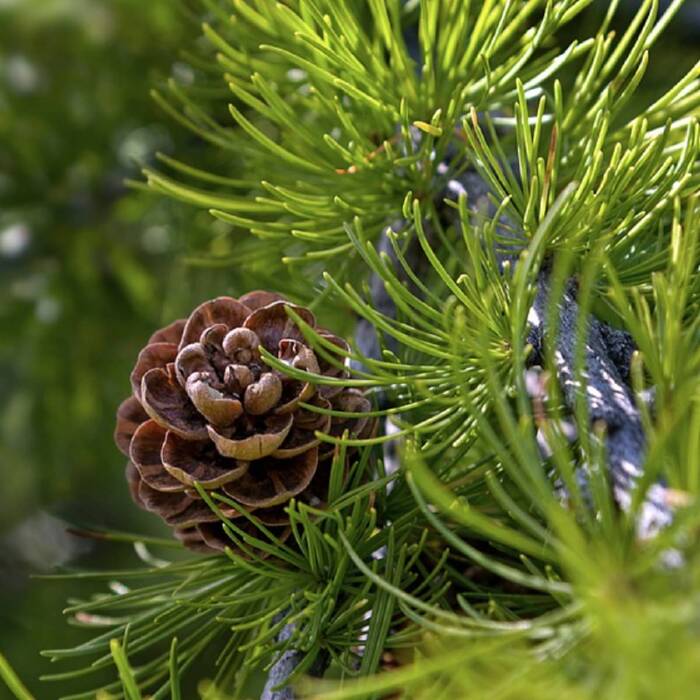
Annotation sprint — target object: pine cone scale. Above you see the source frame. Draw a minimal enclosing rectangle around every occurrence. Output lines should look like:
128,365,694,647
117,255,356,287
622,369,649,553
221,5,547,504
222,448,319,508
148,318,186,346
130,420,186,492
237,290,285,310
130,342,178,401
206,414,293,460
141,367,209,439
243,301,316,352
178,297,251,350
115,396,149,457
161,432,249,488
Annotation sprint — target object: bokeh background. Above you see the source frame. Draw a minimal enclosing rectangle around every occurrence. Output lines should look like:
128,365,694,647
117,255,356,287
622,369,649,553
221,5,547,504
0,0,698,697
0,1,244,696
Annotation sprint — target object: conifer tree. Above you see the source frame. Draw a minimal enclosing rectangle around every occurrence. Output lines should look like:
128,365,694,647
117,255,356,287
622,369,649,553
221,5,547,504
2,1,699,698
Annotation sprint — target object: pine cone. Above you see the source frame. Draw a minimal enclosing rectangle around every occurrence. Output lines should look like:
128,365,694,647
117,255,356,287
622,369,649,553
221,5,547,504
115,291,373,553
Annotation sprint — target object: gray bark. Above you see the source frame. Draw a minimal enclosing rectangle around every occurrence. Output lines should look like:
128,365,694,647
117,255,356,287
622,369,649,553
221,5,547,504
261,619,329,700
527,273,674,539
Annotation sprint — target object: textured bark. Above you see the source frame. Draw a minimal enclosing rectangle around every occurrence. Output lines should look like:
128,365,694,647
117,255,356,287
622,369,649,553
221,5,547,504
261,619,329,700
260,621,300,700
527,272,674,538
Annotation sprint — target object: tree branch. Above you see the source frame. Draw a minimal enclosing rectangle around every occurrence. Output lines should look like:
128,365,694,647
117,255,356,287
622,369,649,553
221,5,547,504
261,618,329,700
527,272,675,539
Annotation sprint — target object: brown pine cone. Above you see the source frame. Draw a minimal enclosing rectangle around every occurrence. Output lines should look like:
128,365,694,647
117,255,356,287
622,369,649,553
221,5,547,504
115,291,374,553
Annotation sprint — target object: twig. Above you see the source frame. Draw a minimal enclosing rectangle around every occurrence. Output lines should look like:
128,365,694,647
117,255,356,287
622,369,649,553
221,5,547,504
261,618,329,700
260,620,300,700
527,272,675,539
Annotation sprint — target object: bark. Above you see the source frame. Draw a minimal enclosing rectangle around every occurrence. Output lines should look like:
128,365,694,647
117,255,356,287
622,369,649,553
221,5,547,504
261,618,329,700
527,273,674,539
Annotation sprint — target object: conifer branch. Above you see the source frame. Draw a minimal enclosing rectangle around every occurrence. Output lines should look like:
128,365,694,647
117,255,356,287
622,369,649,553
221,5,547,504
26,3,699,698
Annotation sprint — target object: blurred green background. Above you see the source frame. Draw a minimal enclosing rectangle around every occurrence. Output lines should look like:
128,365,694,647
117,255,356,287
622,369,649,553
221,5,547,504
0,1,242,696
0,1,698,698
